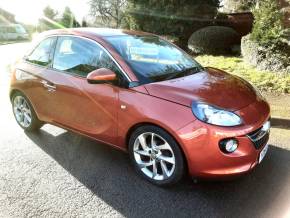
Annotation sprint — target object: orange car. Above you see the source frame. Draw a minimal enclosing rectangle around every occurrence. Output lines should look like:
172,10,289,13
10,28,270,186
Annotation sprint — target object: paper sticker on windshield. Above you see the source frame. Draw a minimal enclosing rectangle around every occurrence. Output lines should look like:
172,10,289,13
130,47,159,56
130,55,179,64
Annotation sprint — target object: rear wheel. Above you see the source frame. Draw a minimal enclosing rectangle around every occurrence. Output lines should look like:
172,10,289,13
12,92,43,131
129,125,185,186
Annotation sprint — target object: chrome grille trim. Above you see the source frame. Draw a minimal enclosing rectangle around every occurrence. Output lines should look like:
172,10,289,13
247,120,270,149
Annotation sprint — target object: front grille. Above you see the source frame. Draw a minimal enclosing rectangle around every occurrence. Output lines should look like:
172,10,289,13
247,125,270,149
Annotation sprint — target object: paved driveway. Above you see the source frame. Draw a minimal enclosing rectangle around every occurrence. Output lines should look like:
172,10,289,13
0,43,290,218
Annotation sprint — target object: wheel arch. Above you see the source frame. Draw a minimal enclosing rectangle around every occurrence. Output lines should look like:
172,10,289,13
125,122,189,173
9,88,20,101
10,89,41,121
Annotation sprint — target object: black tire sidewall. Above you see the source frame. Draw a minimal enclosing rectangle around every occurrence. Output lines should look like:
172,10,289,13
128,125,185,186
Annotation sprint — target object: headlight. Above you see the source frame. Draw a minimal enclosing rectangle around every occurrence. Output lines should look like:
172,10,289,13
191,102,242,126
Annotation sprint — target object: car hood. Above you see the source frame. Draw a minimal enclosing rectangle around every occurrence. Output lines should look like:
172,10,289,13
144,67,258,111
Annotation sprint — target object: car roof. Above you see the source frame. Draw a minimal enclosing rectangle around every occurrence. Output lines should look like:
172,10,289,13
40,28,155,39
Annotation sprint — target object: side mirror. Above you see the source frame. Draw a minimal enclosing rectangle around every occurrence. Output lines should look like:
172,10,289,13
87,68,116,84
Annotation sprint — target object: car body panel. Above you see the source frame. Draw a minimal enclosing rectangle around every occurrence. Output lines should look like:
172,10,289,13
11,63,119,145
145,67,257,110
116,88,195,148
176,99,270,178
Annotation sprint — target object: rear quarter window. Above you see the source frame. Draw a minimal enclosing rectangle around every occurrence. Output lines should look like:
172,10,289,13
26,37,56,67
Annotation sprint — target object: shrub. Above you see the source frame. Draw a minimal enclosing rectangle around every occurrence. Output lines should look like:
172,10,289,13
241,0,290,73
241,35,290,73
188,26,240,54
250,0,284,46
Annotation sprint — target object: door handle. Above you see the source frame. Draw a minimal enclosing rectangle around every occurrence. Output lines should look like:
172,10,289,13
41,80,56,91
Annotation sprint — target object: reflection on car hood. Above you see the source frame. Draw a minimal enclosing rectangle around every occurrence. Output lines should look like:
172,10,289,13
144,67,258,111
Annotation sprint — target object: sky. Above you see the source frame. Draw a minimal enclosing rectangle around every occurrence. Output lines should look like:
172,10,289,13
0,0,90,25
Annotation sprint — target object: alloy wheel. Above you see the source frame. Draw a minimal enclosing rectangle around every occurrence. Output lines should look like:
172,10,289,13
133,132,176,181
13,96,32,128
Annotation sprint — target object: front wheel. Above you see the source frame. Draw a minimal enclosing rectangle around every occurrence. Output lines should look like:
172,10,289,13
128,125,185,186
12,92,43,131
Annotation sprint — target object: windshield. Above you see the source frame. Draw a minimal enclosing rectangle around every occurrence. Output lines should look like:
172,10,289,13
15,25,27,34
106,35,203,84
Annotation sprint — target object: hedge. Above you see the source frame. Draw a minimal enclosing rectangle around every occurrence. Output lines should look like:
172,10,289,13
188,26,240,55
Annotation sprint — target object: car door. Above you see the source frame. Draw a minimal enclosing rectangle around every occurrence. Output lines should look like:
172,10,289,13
17,36,57,122
44,36,124,145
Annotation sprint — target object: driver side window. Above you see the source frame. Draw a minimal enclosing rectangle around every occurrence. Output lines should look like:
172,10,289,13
52,36,123,80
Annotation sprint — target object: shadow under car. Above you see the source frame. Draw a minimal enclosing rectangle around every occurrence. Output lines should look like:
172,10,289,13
25,126,290,218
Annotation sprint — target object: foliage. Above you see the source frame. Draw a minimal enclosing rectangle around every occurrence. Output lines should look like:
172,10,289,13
89,0,127,28
241,35,290,73
241,0,289,74
60,7,80,28
43,6,58,20
236,0,257,11
188,26,240,55
82,19,88,27
125,0,220,48
38,6,80,31
196,55,290,93
38,6,60,31
241,0,290,73
250,0,284,46
222,0,257,12
127,0,220,16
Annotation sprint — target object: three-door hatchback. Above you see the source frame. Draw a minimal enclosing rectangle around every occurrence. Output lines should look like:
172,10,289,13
10,28,270,186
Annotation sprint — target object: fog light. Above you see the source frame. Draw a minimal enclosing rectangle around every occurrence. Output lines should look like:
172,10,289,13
219,139,238,153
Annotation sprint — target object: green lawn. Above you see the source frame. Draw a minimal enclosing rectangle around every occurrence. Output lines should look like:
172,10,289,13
195,55,290,94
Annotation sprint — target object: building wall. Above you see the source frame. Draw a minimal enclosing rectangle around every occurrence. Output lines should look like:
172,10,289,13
221,0,289,28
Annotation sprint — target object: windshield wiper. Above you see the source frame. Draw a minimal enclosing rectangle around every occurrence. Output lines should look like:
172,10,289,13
165,66,202,80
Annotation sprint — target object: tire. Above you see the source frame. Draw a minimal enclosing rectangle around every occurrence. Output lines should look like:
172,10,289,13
12,92,43,132
128,125,185,186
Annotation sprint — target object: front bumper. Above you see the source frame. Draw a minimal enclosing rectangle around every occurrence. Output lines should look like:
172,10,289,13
176,99,270,179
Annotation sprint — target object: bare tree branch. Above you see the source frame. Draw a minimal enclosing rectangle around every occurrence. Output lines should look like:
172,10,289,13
89,0,127,27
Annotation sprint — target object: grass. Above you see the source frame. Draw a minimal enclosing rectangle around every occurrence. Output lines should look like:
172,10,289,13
195,55,290,94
